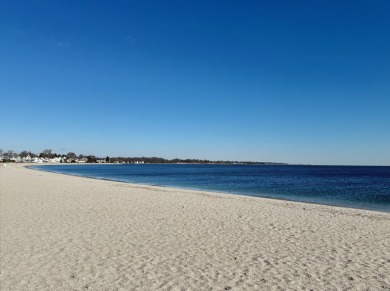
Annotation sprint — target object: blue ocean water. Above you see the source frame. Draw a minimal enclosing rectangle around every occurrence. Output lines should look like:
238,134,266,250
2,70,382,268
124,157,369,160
32,164,390,212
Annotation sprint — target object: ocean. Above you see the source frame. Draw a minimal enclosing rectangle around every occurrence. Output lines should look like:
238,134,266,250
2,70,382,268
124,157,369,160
32,164,390,212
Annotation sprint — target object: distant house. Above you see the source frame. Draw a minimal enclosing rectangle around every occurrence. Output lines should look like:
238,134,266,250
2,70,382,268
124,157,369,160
12,156,22,163
22,155,32,163
50,157,62,163
76,158,88,163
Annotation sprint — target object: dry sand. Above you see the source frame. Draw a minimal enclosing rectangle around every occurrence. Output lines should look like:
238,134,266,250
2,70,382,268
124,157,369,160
1,164,389,291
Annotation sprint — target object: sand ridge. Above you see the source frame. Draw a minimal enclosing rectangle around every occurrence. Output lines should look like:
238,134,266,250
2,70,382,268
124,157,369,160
1,164,389,290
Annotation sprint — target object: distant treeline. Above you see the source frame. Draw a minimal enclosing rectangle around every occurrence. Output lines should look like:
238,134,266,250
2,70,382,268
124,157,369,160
0,148,289,165
109,156,288,165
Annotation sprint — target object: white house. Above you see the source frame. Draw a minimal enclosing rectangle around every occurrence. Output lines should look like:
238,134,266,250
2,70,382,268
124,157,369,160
12,156,22,163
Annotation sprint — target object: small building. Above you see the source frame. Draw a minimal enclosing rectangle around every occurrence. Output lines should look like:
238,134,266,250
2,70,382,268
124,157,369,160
32,157,41,163
12,156,22,163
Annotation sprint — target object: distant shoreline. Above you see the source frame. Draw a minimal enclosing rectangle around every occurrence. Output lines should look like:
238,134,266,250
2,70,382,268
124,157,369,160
6,161,389,166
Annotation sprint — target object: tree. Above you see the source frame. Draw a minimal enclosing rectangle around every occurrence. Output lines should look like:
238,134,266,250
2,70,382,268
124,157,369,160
40,149,53,158
105,156,110,163
6,150,15,157
0,149,3,156
66,152,77,159
20,150,29,157
87,155,97,163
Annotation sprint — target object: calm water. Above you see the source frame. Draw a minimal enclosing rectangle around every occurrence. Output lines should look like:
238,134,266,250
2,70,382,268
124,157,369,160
32,164,390,212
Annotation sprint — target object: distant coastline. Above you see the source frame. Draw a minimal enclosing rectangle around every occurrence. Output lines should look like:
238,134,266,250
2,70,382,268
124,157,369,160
101,157,295,165
1,148,299,165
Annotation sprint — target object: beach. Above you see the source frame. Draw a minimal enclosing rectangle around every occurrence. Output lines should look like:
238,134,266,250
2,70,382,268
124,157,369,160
1,164,389,290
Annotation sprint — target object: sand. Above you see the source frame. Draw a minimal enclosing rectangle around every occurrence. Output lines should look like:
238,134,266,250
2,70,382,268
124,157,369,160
0,164,389,291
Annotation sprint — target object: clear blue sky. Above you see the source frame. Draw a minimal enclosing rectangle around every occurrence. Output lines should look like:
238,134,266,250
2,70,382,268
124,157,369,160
1,1,389,165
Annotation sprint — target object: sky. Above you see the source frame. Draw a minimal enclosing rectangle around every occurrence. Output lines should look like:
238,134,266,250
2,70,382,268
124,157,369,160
1,1,389,165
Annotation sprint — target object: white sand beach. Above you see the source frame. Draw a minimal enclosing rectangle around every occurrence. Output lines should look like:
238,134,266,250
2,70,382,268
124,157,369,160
1,164,389,290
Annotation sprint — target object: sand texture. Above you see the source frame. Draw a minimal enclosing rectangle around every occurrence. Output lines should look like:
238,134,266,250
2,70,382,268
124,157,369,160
1,164,389,290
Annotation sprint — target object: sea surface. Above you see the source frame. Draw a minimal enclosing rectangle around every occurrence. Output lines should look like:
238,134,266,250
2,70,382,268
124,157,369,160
32,164,390,212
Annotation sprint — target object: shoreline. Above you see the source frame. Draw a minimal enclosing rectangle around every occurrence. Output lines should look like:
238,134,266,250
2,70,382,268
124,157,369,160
1,163,389,290
28,163,390,214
